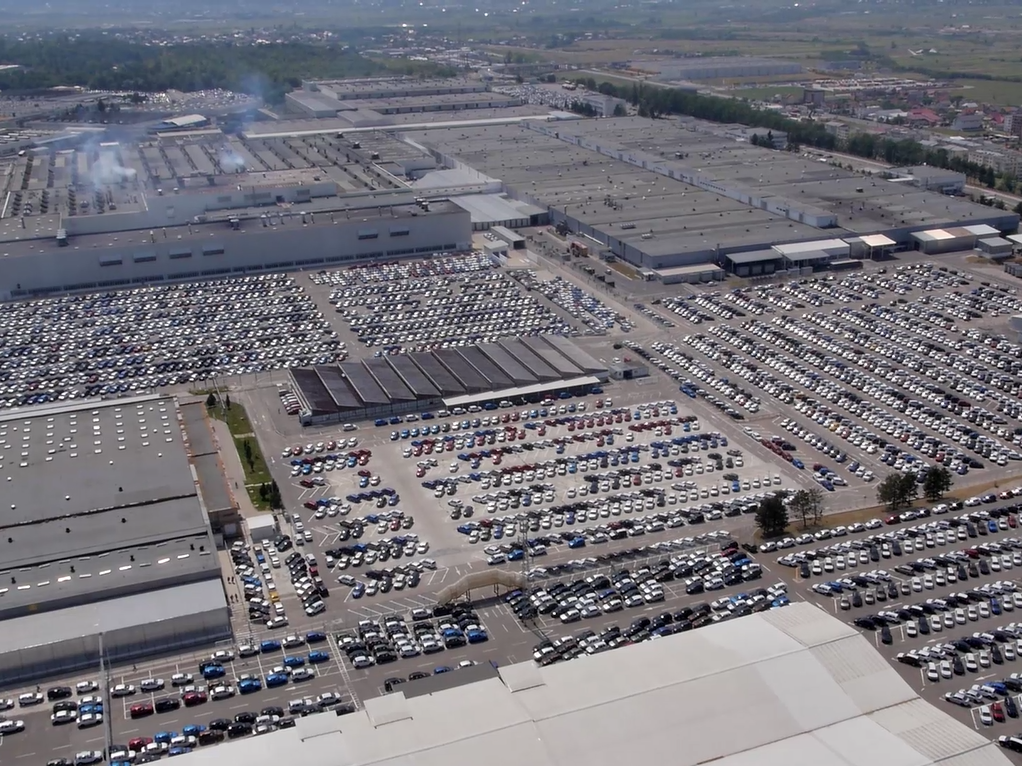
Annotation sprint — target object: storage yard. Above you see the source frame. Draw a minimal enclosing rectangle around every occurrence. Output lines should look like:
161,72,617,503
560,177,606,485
1,78,1022,764
0,243,1021,764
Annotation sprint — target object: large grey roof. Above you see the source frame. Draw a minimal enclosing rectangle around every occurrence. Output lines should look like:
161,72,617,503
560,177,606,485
172,603,1010,766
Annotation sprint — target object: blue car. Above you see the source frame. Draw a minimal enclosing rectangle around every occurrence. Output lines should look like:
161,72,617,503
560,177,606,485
238,679,262,694
433,666,452,675
352,583,365,599
154,732,177,744
282,656,305,668
306,631,327,644
260,639,281,653
467,630,489,644
168,748,191,758
374,419,387,427
266,673,289,688
567,537,586,549
79,703,103,714
182,724,206,736
201,664,226,680
308,650,330,664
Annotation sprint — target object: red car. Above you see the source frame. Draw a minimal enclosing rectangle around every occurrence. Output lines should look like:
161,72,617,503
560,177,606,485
129,702,154,719
183,690,207,707
128,737,153,752
992,702,1006,723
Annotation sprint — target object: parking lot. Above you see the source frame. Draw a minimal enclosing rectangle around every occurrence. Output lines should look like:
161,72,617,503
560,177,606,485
8,249,1022,763
0,274,342,409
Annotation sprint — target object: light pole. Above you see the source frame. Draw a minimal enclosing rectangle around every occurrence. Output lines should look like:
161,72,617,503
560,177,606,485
99,632,113,759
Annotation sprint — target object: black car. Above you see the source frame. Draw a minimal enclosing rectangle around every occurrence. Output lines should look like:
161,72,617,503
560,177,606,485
227,722,252,739
53,700,77,713
261,706,285,718
278,717,297,729
155,697,180,713
47,686,73,701
198,731,225,746
234,711,257,724
208,718,232,731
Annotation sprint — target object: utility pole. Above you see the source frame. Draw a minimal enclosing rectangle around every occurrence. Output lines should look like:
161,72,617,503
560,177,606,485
99,633,113,759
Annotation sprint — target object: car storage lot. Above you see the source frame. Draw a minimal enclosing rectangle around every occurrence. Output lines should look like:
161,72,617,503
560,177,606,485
640,262,1022,512
776,495,1022,751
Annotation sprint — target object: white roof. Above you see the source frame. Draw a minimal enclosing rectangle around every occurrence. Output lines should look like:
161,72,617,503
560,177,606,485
171,602,1010,766
857,234,896,248
964,224,1000,236
1007,233,1022,246
773,238,849,256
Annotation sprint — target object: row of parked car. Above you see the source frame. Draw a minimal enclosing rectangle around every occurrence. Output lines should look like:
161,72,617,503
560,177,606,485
0,274,343,409
336,609,489,669
510,270,630,334
530,580,791,664
323,256,576,351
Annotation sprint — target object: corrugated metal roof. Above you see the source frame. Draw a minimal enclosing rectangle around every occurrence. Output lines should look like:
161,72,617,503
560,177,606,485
387,355,441,398
450,194,529,224
168,603,1011,766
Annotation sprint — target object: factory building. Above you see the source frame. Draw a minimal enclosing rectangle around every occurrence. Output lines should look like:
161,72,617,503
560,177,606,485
0,395,230,684
889,166,966,194
291,335,608,425
402,116,1017,274
645,56,802,82
0,201,471,299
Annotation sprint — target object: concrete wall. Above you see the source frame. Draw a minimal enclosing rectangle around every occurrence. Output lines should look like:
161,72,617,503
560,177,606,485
5,210,472,298
0,605,231,685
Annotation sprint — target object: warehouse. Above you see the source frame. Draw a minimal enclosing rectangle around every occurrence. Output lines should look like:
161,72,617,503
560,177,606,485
911,224,1000,254
0,201,471,299
0,395,229,683
176,603,1011,766
403,118,1018,270
290,335,608,425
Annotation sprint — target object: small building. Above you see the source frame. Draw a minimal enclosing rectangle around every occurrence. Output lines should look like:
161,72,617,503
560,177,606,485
655,263,725,284
609,360,649,381
772,238,850,270
889,166,965,194
246,514,278,543
952,111,985,132
912,224,1000,254
845,234,896,260
491,225,525,250
724,249,783,277
978,236,1014,259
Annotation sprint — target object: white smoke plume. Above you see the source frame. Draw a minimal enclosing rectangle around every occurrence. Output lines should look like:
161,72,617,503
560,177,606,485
218,148,246,173
89,143,137,188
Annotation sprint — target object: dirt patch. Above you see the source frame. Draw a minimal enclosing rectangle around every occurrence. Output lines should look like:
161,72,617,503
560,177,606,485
607,259,639,280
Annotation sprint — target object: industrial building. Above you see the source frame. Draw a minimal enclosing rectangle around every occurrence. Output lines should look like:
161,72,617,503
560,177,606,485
0,394,230,683
645,56,803,82
889,166,966,194
173,603,1011,766
290,335,608,425
403,116,1018,276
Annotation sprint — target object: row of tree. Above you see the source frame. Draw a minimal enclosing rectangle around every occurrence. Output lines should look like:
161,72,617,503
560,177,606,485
754,467,955,539
574,77,1021,203
0,37,453,104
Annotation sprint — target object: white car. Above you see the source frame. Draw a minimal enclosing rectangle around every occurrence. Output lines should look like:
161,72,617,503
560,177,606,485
210,685,235,700
18,692,43,706
317,692,340,708
291,668,315,682
266,616,289,629
170,672,194,686
74,681,98,694
78,713,103,729
139,678,165,692
351,655,375,669
52,709,78,725
0,719,25,734
0,698,15,710
74,752,104,766
110,683,136,698
282,635,305,649
211,649,235,662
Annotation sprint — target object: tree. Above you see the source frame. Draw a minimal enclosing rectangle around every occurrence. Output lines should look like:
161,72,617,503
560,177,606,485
205,392,217,408
923,466,953,502
877,472,919,512
612,103,627,117
258,483,269,501
242,439,254,470
789,488,825,530
755,495,789,539
225,393,231,410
